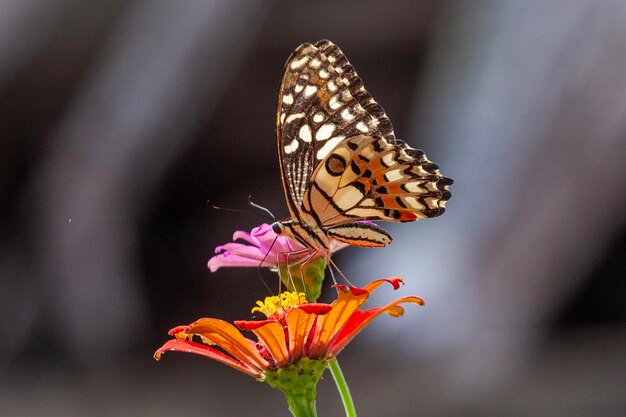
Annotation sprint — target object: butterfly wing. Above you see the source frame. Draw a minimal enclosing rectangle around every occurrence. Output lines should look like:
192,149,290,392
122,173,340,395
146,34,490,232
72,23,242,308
276,40,395,222
277,40,453,248
303,134,453,226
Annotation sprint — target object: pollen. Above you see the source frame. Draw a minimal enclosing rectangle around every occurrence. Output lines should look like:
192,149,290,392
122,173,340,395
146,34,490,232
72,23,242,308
251,291,308,318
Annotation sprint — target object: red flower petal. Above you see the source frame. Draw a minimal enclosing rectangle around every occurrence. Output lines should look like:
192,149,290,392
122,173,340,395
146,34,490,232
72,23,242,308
297,303,332,315
167,325,188,336
235,319,276,331
362,277,404,292
154,339,263,378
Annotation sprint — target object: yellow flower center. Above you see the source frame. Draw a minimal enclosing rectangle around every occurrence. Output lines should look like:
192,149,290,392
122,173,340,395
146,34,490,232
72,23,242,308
251,291,308,318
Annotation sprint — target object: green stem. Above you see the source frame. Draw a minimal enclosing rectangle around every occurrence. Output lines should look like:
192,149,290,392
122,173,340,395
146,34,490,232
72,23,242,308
328,359,357,417
283,392,317,417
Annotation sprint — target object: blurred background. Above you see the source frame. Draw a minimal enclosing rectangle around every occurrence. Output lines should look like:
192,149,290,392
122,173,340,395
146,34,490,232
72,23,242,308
1,1,625,416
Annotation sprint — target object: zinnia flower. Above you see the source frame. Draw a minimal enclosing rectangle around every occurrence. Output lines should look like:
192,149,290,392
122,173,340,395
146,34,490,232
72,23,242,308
207,223,348,272
155,277,423,415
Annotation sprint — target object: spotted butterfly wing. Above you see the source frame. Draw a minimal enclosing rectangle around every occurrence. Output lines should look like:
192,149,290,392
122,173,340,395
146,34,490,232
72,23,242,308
276,40,452,249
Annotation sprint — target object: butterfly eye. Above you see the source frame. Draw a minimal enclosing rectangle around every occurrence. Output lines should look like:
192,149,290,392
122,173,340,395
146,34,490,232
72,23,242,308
325,154,346,176
272,222,284,235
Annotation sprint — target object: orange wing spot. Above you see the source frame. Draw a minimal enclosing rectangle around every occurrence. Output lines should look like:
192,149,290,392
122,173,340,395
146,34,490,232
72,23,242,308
371,195,418,221
331,235,388,247
397,211,418,221
354,178,372,194
377,195,400,207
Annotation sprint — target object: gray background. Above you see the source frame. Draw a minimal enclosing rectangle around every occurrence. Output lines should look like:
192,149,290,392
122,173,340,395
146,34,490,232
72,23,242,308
1,1,624,416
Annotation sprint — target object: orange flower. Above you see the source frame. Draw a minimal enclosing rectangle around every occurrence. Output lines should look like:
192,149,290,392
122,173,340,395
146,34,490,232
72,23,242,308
154,277,423,379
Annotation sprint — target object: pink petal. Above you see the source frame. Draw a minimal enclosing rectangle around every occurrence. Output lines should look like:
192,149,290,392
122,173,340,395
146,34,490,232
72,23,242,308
208,250,275,271
232,230,255,245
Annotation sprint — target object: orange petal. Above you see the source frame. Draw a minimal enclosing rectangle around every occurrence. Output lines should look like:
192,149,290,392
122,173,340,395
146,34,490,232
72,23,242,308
185,318,269,371
286,307,317,360
328,295,424,356
307,289,370,358
248,321,290,366
154,339,263,378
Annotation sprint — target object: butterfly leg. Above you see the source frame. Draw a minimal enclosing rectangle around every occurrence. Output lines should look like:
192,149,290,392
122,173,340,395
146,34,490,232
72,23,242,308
327,257,355,288
275,247,317,295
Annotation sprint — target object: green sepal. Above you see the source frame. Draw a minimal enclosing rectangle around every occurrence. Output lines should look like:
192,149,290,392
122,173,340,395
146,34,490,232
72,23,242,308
263,358,327,417
278,257,326,302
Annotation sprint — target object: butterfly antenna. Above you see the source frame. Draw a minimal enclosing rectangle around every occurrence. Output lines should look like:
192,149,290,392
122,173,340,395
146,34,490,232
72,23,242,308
207,200,274,221
256,235,281,296
248,196,276,222
256,267,274,296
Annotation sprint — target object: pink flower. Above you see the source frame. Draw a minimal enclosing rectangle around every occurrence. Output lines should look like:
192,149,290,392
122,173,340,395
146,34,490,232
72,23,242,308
207,223,348,272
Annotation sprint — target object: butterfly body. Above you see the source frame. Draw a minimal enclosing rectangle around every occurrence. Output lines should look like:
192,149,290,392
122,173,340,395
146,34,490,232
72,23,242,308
272,40,452,257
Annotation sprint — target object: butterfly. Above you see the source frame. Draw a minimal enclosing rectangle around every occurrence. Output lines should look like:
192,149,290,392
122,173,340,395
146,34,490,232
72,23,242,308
271,40,452,256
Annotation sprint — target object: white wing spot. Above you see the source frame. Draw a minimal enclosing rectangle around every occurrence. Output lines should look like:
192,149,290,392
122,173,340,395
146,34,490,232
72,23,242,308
280,112,286,124
404,197,423,210
285,112,305,124
294,84,304,93
329,95,341,110
328,81,338,92
384,169,403,182
299,124,312,142
316,136,345,160
319,69,329,79
315,123,336,141
309,58,321,68
290,56,309,70
313,112,325,123
403,182,421,193
284,139,299,154
341,90,351,101
303,85,318,97
283,94,293,105
334,186,364,210
382,153,396,167
356,122,369,133
340,108,354,122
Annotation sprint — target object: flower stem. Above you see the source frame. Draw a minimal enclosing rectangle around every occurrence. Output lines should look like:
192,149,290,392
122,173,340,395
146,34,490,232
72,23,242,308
283,392,317,417
328,359,357,417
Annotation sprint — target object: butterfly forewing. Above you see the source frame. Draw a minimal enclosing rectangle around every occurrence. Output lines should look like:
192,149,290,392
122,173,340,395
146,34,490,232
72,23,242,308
277,40,396,219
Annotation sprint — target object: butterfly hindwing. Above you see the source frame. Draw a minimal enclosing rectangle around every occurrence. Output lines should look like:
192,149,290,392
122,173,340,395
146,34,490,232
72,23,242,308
327,221,392,247
303,134,453,227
